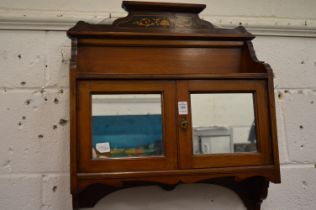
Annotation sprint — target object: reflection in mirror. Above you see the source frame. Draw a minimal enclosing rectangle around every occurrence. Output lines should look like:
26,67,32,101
92,94,163,159
191,93,257,154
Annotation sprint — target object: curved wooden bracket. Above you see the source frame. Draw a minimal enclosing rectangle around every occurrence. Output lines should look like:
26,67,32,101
73,176,269,210
73,181,179,209
200,176,269,210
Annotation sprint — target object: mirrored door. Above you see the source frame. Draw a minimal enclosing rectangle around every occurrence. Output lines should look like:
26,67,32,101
177,80,272,169
78,80,177,172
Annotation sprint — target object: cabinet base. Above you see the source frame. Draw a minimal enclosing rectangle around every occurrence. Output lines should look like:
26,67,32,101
72,176,269,210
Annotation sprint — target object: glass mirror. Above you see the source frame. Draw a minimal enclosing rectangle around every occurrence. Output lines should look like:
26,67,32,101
191,93,257,154
91,94,163,159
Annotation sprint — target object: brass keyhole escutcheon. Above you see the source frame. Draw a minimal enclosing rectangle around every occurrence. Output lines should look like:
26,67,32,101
181,118,188,129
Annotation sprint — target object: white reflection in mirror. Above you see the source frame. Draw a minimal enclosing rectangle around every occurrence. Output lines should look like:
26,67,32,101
191,93,257,154
92,94,163,159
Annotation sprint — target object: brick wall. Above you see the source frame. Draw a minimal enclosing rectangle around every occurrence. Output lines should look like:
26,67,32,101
1,1,316,209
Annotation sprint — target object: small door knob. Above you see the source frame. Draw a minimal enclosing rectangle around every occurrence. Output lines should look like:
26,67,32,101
181,119,188,129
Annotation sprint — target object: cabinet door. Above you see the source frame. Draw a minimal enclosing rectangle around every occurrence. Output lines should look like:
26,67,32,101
177,80,272,169
78,80,177,172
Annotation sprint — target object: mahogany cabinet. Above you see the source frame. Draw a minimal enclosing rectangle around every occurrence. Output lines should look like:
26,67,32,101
67,1,280,209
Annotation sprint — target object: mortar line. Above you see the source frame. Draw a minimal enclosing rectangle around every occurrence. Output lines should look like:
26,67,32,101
280,163,316,169
0,172,70,178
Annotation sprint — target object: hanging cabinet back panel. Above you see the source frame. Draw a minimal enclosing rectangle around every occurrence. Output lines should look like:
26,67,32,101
77,45,243,74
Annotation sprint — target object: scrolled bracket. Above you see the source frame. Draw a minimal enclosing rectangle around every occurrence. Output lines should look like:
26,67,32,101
199,176,269,210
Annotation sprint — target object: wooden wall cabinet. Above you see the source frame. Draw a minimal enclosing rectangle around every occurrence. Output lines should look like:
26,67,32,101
67,1,281,209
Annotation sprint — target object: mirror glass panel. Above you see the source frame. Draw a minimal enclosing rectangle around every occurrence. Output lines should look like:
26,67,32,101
191,93,257,154
92,94,163,159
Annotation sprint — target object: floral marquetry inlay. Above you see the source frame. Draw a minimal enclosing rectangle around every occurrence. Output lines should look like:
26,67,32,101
133,17,171,28
114,14,213,31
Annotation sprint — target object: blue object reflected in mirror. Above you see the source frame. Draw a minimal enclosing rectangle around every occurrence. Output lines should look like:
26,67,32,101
91,94,163,159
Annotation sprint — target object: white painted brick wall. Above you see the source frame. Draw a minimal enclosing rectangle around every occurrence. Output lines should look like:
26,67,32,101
0,174,42,210
263,166,316,210
41,174,72,210
1,1,316,210
254,37,316,89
